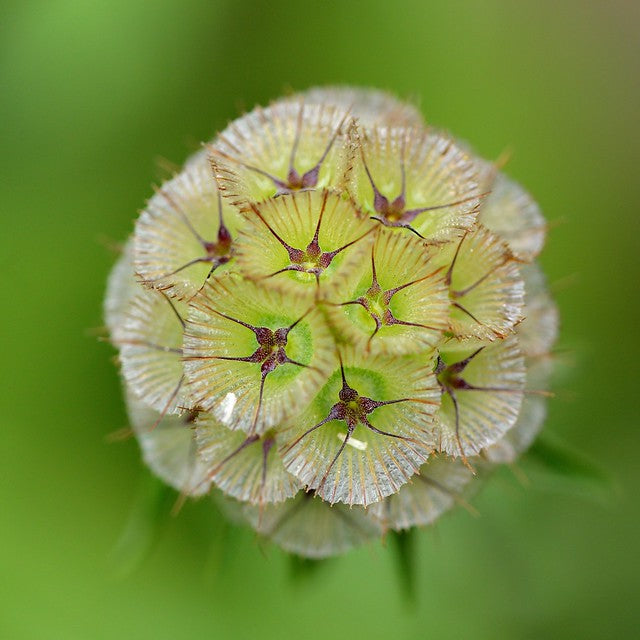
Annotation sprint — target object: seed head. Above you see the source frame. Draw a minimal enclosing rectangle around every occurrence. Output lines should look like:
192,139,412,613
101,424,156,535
105,86,558,558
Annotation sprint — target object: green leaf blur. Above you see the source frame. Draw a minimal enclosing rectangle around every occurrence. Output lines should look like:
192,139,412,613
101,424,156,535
1,1,638,638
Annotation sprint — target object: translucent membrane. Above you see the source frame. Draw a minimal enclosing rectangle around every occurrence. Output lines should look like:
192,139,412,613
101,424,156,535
212,101,353,208
243,492,382,559
293,86,425,128
195,413,300,505
104,238,140,341
435,337,526,457
323,229,449,354
440,225,524,340
125,389,211,496
478,164,546,262
183,273,335,434
347,126,481,241
235,189,376,300
517,263,559,358
484,264,557,462
118,289,189,414
134,160,241,300
281,348,440,506
370,454,475,531
484,357,553,463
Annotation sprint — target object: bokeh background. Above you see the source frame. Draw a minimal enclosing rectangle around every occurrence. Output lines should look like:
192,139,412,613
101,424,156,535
2,1,639,638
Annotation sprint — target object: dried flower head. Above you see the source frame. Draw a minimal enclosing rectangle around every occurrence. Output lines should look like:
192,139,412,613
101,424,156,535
105,86,558,558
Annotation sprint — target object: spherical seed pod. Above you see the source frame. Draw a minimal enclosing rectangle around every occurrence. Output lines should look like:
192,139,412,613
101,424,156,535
105,86,557,559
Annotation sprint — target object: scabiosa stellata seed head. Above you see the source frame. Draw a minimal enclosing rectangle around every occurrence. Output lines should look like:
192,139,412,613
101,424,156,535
105,86,558,558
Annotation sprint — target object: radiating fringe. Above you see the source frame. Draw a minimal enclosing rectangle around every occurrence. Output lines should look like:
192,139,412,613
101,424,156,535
235,189,376,300
440,225,525,341
435,336,526,458
134,159,241,301
281,347,440,506
118,290,190,414
323,229,449,355
195,413,300,504
370,454,476,531
183,272,335,433
347,125,482,242
212,101,354,209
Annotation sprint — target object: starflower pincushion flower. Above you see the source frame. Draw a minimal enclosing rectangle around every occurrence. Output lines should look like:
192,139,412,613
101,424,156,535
105,87,558,558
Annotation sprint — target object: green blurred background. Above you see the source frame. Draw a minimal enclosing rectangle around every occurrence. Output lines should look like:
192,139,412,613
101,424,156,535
2,1,639,638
